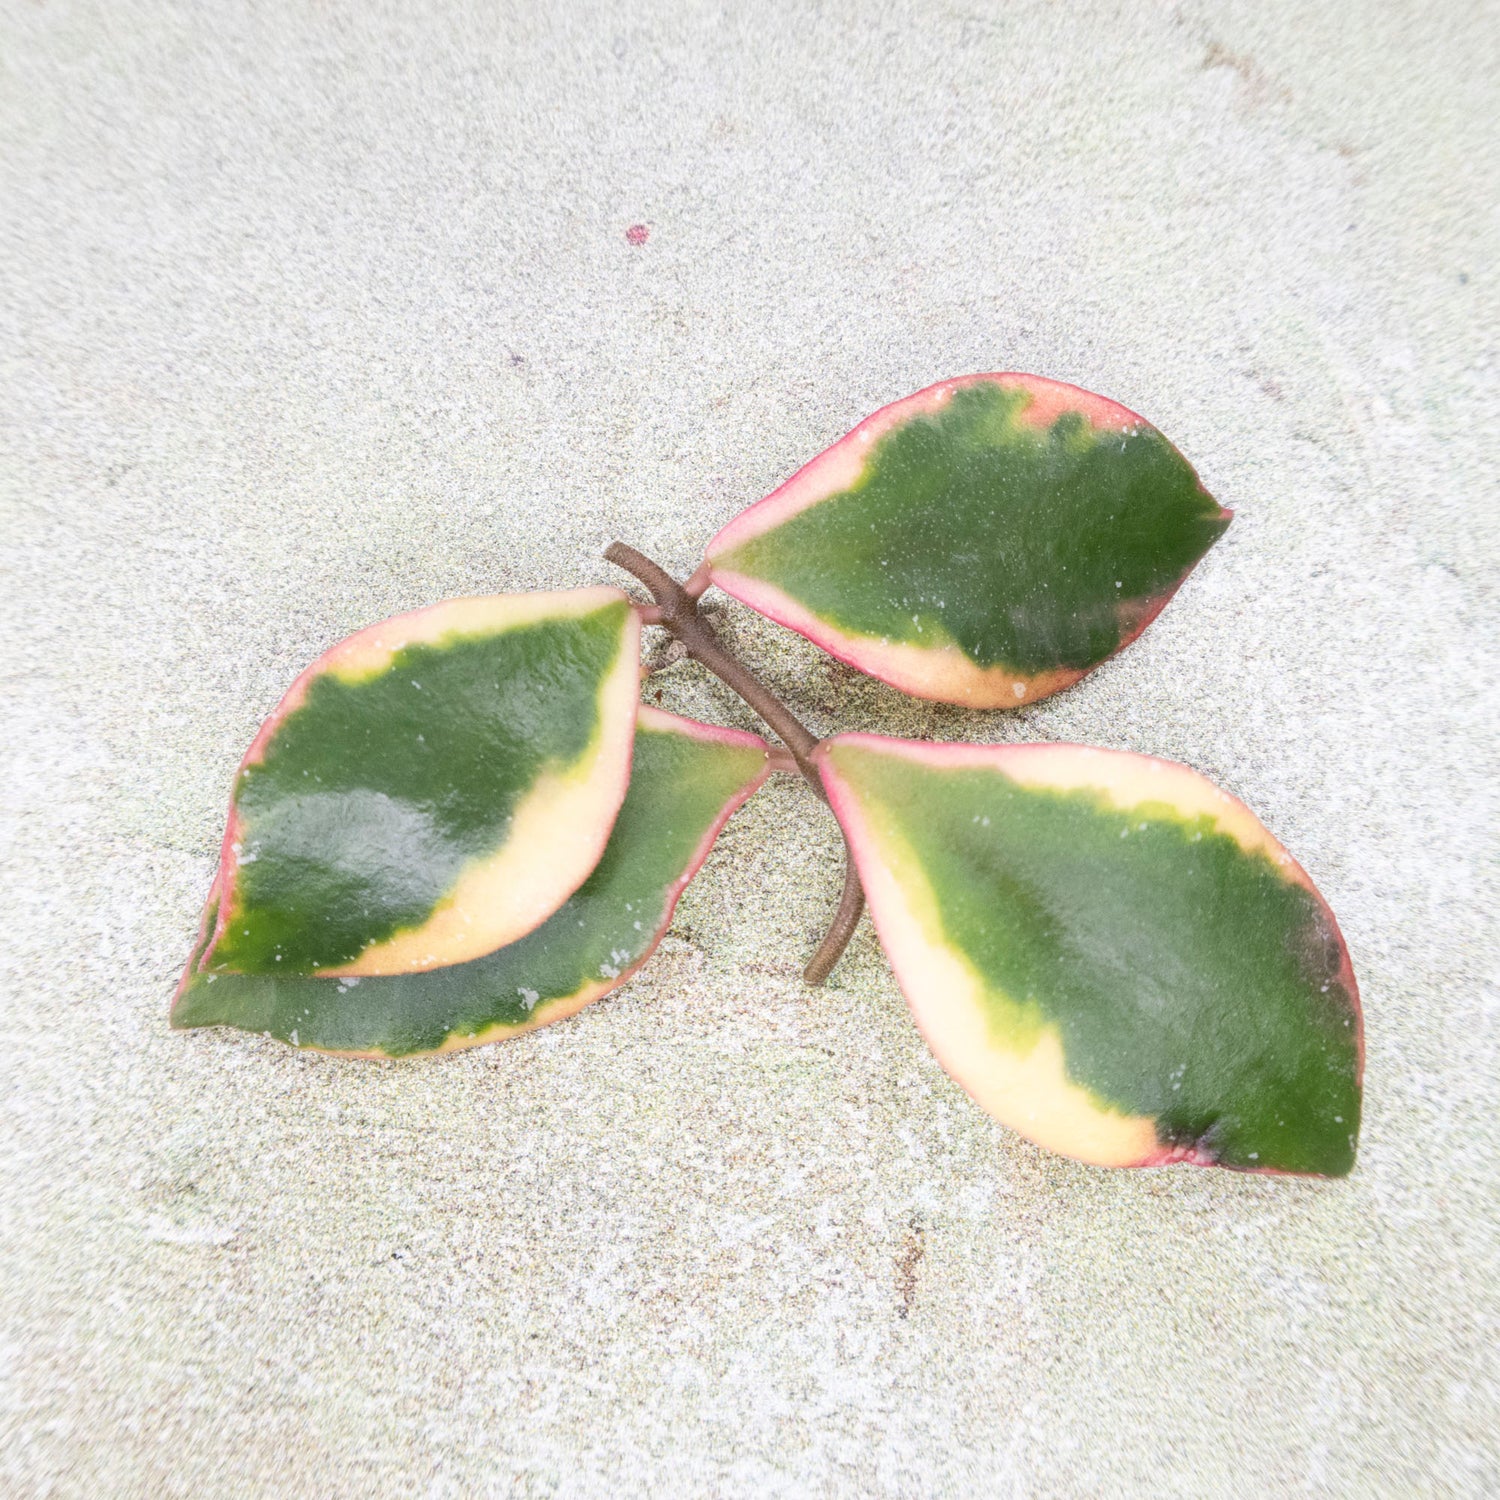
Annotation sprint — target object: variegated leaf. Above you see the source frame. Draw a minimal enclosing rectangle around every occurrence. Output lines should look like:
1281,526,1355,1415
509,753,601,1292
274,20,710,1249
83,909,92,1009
705,374,1230,707
188,588,640,979
173,708,769,1055
817,734,1362,1175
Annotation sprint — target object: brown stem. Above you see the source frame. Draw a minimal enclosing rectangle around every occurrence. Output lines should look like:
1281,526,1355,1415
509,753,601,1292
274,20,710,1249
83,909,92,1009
605,542,864,984
607,544,819,776
803,859,864,986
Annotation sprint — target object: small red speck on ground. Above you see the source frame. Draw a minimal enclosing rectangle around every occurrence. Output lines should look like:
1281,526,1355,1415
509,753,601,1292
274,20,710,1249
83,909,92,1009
625,224,650,246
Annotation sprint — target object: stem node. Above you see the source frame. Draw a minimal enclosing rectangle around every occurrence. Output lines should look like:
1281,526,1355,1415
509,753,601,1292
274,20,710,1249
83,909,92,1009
605,542,864,984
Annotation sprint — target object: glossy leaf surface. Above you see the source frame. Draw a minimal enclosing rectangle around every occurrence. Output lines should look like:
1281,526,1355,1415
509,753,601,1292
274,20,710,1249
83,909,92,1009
706,374,1231,707
191,588,640,979
818,734,1361,1175
174,708,769,1055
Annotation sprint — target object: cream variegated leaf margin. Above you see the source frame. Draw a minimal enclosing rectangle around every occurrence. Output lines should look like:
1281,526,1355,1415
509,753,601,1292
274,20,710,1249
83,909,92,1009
705,374,1230,707
187,587,641,980
817,733,1362,1175
175,709,770,1055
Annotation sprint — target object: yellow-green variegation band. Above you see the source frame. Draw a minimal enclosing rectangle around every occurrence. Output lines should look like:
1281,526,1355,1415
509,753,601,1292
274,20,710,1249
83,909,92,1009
173,708,770,1055
188,587,641,980
705,374,1231,707
816,733,1361,1176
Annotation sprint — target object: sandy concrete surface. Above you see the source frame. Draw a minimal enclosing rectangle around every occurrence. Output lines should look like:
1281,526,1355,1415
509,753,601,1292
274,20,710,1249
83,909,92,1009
2,1,1496,1494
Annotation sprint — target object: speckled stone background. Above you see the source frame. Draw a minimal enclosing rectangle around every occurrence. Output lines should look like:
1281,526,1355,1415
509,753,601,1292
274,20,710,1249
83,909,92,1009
2,1,1496,1495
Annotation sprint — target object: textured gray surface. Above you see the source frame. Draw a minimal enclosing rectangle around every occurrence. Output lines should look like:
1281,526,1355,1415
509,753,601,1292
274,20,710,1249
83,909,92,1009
2,1,1497,1495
